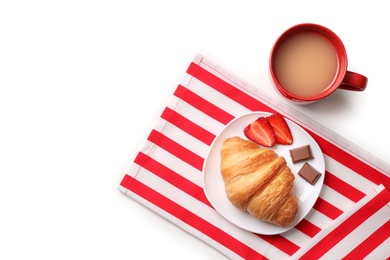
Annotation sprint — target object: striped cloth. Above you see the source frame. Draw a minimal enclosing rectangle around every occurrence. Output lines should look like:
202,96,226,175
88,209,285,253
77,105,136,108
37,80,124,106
119,54,390,259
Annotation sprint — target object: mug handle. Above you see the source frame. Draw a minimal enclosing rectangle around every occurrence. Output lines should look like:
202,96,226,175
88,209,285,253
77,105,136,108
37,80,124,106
338,71,368,91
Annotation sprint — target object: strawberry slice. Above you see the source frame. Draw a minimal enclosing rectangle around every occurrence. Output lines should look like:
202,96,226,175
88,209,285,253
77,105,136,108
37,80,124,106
244,117,276,147
266,113,293,145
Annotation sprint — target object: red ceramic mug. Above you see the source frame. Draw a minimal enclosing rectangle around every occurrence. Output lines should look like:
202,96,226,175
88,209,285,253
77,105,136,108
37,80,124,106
269,23,368,104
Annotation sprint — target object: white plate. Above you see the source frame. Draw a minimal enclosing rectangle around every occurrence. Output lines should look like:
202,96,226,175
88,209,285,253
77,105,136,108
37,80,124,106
202,112,325,235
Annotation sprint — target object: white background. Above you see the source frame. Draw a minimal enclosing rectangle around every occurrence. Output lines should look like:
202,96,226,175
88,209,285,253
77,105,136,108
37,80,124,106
1,1,389,259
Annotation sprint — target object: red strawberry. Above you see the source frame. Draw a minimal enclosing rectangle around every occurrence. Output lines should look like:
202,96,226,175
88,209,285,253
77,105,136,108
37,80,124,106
266,113,293,145
244,117,276,147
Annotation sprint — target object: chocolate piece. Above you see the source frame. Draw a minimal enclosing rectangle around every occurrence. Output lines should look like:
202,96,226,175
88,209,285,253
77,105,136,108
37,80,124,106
298,162,321,185
289,145,314,163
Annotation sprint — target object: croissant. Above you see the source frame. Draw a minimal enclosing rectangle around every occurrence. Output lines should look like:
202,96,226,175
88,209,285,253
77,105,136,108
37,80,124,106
220,136,298,227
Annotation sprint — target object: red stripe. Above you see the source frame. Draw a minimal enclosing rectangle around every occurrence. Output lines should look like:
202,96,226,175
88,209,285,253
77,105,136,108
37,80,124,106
343,220,390,259
257,234,300,256
120,173,134,188
147,129,204,171
313,197,343,220
294,219,321,238
300,188,390,259
324,171,366,202
174,84,234,125
121,174,267,260
161,107,216,145
134,152,212,207
187,62,273,113
188,62,390,191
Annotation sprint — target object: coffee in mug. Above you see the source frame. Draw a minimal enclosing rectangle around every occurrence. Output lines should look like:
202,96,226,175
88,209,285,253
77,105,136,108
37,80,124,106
270,23,367,104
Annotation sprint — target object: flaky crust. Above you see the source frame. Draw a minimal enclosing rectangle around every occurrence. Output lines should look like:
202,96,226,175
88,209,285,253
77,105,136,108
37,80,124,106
220,136,298,227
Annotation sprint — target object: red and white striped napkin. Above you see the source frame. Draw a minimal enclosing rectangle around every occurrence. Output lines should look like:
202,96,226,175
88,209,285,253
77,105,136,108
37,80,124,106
119,54,390,259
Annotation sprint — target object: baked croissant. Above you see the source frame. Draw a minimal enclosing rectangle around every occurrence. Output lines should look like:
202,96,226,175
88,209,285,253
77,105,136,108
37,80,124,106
220,136,298,227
